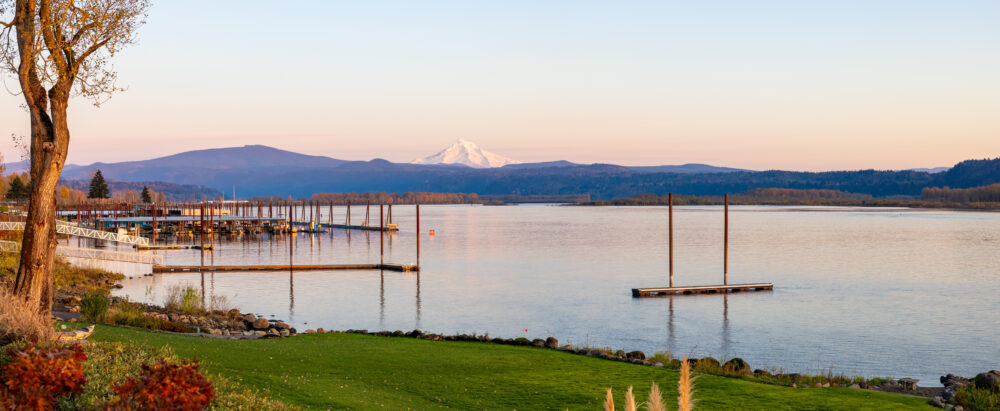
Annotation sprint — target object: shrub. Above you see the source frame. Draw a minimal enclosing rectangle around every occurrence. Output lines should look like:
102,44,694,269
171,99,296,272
0,343,87,409
955,379,1000,411
107,359,215,410
164,283,204,315
79,290,110,323
0,291,53,346
108,299,193,333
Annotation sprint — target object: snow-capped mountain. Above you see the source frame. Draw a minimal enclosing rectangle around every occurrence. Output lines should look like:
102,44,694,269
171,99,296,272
411,139,521,168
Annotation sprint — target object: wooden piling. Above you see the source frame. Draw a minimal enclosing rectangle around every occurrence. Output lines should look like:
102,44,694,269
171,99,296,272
669,193,673,288
416,204,421,269
724,193,729,286
379,204,384,265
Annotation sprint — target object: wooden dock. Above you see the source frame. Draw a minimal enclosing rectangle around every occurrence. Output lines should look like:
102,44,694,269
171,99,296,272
152,263,418,273
135,245,212,250
320,223,398,232
632,283,774,297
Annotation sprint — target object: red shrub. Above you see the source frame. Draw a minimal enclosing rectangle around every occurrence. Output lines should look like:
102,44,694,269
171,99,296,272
108,359,214,410
0,343,87,410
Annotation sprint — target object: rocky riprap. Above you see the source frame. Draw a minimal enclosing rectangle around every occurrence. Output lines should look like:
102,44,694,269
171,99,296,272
931,370,1000,410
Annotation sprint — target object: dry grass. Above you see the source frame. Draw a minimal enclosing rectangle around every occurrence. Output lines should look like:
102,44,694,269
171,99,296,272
679,355,696,411
625,386,636,411
648,383,665,411
0,291,53,346
604,387,615,411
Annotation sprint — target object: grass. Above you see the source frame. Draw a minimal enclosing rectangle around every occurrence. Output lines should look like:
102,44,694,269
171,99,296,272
91,326,935,410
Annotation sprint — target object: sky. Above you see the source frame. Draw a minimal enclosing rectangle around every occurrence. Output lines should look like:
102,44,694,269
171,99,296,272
1,0,998,171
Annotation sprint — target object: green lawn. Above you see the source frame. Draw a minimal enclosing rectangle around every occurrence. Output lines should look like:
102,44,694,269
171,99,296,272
91,326,934,410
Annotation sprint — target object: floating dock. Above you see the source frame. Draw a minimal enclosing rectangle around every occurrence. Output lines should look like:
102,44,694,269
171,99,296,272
633,283,774,297
135,245,212,250
320,223,398,232
153,263,418,273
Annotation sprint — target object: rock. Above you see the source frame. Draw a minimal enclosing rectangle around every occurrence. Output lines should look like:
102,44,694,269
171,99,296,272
279,329,290,337
931,397,944,408
69,318,77,323
532,339,545,348
898,378,919,390
545,337,558,349
652,362,664,368
253,330,266,337
243,330,253,336
943,388,957,401
974,371,1000,390
407,329,422,338
615,350,626,358
275,321,291,330
821,383,830,388
267,328,279,337
722,358,749,373
813,383,822,388
849,384,860,389
253,317,270,330
792,383,797,388
587,350,602,357
626,351,646,360
242,313,256,323
209,328,222,335
69,306,80,313
954,406,963,411
304,329,316,334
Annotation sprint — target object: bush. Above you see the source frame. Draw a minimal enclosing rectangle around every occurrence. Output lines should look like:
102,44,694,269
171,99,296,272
106,359,214,410
0,343,87,409
164,284,204,315
79,290,110,323
0,291,53,346
108,299,193,333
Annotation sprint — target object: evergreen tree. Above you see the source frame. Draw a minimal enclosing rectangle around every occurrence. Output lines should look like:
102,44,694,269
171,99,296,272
141,186,152,203
88,170,110,199
5,176,29,200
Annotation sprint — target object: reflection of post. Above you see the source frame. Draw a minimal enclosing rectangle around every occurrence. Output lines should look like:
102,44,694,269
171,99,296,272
667,296,676,352
379,270,385,330
415,271,421,327
289,270,295,319
721,293,730,359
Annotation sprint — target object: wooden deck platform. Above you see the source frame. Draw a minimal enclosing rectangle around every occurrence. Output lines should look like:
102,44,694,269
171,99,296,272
153,263,418,273
135,245,212,250
320,223,399,232
632,283,773,297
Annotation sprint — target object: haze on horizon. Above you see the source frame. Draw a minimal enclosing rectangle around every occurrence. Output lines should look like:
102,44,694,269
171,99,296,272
1,1,997,172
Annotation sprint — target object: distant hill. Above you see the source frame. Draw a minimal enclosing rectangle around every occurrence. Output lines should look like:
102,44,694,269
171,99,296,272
60,180,222,201
908,167,950,174
8,145,998,200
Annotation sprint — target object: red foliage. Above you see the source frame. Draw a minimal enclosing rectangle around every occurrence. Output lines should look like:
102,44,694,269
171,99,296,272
0,343,87,410
108,359,214,410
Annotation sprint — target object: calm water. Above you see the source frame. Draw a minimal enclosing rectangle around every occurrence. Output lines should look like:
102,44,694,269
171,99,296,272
107,205,1000,384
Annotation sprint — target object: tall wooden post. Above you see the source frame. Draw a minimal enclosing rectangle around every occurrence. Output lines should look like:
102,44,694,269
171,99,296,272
379,204,384,265
416,204,421,269
724,193,729,286
669,193,674,288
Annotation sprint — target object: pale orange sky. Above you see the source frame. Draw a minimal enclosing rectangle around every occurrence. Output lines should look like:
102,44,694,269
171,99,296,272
1,1,997,171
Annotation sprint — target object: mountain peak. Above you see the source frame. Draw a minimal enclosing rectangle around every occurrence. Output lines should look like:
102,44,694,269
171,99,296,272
411,140,520,168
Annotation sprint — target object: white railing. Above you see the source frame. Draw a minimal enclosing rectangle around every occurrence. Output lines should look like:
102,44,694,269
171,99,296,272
0,240,162,265
0,221,150,246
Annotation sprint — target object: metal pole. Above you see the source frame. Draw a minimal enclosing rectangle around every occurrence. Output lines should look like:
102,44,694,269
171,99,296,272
669,193,673,288
724,193,729,286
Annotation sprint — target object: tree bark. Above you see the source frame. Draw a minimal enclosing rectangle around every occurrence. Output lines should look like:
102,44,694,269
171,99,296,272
11,0,72,318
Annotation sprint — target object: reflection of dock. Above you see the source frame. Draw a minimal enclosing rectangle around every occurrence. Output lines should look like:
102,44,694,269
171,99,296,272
154,263,418,273
633,283,773,296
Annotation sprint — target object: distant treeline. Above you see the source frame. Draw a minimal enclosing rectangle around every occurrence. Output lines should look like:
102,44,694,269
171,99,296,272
247,192,591,205
581,187,1000,210
920,184,1000,203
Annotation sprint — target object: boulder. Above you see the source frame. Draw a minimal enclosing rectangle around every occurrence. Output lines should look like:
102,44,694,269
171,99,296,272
304,329,316,334
652,363,664,368
722,358,749,374
625,351,646,360
275,321,291,330
267,328,279,337
279,329,290,337
545,337,559,349
407,329,422,338
898,378,919,391
253,330,266,337
253,317,270,330
242,313,256,324
849,384,860,389
317,328,325,333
